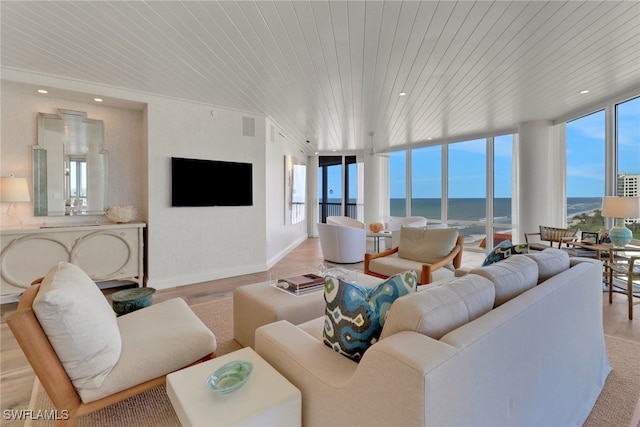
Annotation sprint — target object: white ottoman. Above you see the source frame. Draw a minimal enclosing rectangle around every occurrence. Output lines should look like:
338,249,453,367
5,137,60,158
233,281,325,348
167,347,301,427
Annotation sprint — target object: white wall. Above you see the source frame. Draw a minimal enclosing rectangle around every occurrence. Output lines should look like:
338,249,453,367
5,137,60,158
264,118,308,268
1,70,308,290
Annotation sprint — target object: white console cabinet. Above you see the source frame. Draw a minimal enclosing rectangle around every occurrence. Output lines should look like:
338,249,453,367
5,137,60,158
1,222,145,302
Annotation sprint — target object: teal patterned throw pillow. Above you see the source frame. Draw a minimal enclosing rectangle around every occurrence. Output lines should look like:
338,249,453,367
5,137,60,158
482,240,529,266
323,270,417,362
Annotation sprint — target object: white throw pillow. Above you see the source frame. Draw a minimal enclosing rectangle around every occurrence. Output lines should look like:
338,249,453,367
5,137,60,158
398,227,459,264
33,262,122,390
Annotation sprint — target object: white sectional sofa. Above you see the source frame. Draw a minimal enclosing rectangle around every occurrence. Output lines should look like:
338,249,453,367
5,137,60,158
255,249,610,427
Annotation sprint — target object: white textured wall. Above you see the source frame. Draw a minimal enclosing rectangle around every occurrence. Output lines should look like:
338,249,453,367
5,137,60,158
145,101,267,288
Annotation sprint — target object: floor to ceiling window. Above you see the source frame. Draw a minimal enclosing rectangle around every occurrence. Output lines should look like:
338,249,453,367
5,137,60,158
492,135,514,246
411,146,442,222
565,110,607,236
318,155,359,223
389,151,407,217
448,139,487,244
615,96,640,237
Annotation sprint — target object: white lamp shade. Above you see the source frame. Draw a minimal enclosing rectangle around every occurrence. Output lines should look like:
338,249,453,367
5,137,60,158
0,177,30,202
602,196,640,219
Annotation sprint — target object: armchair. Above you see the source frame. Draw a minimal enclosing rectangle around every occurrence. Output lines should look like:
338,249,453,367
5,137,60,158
326,216,365,229
7,262,217,426
385,216,428,248
317,222,366,263
365,227,463,284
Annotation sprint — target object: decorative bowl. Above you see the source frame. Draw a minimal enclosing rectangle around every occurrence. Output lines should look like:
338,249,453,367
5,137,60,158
205,360,253,394
105,205,137,223
109,287,156,316
368,222,385,233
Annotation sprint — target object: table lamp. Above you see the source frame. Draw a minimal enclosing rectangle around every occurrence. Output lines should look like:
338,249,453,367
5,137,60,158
0,175,31,224
601,196,640,247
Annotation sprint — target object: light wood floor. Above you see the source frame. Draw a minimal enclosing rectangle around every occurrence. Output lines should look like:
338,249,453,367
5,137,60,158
1,237,638,426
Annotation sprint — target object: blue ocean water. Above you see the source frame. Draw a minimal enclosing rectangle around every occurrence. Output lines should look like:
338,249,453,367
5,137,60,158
389,197,603,223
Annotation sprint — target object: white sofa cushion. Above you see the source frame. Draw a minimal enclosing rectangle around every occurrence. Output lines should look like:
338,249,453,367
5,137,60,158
79,298,218,403
32,262,122,390
470,255,539,307
380,274,495,340
398,227,459,264
525,248,571,283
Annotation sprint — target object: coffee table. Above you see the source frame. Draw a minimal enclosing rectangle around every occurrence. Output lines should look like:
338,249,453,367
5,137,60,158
166,347,301,427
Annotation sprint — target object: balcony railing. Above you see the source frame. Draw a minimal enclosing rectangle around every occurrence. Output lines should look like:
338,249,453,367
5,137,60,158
319,202,358,222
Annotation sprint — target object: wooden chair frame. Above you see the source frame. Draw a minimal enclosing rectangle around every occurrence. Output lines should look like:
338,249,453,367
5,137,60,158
364,235,464,285
7,282,215,426
605,253,640,320
524,225,578,249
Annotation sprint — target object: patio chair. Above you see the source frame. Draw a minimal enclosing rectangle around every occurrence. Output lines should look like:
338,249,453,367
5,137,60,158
524,225,578,250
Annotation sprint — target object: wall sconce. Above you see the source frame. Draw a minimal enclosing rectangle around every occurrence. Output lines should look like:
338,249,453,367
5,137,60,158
0,175,31,225
602,196,640,247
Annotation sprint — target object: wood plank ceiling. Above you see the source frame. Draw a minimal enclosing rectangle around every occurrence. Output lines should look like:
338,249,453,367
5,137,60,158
2,1,639,153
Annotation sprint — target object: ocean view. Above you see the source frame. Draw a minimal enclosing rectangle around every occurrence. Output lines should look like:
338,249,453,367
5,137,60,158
387,197,604,244
326,197,605,243
389,197,604,223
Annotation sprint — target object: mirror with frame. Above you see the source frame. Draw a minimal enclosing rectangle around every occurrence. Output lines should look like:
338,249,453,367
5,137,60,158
34,109,108,216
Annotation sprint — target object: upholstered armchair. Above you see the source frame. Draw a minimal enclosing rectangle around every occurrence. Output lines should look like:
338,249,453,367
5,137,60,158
317,222,366,263
7,262,217,426
385,216,428,248
385,216,427,230
365,227,463,284
326,216,365,229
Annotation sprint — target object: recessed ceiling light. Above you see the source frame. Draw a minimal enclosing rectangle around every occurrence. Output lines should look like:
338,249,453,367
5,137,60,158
427,138,433,141
37,89,48,94
580,90,589,94
94,98,103,102
399,92,407,96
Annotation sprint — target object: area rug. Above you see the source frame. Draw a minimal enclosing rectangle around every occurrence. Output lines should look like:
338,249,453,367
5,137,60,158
26,297,640,427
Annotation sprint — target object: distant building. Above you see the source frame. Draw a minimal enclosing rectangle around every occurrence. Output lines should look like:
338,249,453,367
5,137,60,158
618,173,639,224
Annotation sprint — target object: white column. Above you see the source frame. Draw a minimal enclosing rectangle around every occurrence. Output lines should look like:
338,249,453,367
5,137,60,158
306,155,319,237
516,120,566,241
363,153,389,226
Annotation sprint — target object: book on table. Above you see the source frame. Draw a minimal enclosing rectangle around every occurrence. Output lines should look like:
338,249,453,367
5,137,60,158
275,273,324,294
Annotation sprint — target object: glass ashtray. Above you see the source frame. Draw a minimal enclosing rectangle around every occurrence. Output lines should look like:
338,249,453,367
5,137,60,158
205,360,253,394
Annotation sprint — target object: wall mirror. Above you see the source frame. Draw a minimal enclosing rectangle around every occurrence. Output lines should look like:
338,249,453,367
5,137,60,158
285,155,306,225
34,109,108,216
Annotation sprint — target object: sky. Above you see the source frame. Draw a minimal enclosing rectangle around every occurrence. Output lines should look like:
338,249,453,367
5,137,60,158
386,96,639,199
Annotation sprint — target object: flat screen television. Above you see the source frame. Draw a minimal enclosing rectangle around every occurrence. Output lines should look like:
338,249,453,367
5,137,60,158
171,157,253,207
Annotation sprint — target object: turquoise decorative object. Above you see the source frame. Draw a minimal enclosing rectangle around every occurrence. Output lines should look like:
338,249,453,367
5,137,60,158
205,360,253,394
109,287,156,315
608,224,632,247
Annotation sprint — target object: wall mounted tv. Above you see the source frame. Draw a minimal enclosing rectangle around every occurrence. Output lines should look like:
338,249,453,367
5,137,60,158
171,157,253,207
